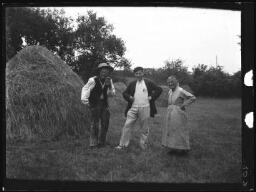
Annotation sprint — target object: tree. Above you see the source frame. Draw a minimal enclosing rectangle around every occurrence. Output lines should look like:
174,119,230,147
6,7,36,60
191,64,208,95
192,64,233,97
114,57,132,71
71,11,127,82
6,8,130,82
230,70,241,97
38,8,75,64
5,7,75,63
162,59,191,85
192,64,208,79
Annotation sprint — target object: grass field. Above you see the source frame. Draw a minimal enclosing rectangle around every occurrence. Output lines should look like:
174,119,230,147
6,98,241,184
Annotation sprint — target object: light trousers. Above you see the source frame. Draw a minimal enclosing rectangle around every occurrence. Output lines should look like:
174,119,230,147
119,106,150,149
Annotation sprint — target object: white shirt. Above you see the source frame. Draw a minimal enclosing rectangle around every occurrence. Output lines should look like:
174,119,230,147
81,76,116,105
132,79,149,107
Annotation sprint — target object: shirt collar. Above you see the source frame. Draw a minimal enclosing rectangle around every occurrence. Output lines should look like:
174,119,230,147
99,78,105,87
137,79,144,84
171,85,179,92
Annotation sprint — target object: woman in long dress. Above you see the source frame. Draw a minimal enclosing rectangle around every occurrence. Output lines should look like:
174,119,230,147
162,76,196,156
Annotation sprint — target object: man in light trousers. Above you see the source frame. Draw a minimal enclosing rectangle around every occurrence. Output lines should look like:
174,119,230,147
116,67,162,150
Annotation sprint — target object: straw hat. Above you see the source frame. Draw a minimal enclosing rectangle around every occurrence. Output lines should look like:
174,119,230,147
96,63,113,72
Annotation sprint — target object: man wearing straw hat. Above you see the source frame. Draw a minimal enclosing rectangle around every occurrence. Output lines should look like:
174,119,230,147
81,63,115,148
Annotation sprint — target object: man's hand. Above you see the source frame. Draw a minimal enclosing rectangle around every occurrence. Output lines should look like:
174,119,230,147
82,100,90,107
130,96,134,101
107,89,115,97
105,77,111,86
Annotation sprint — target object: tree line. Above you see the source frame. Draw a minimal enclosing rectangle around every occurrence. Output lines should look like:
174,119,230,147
114,59,241,98
6,7,241,98
6,7,132,83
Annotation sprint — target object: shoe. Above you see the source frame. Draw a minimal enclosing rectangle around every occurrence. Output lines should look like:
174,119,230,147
97,144,104,148
167,149,178,155
115,145,123,149
176,150,189,156
140,145,146,151
97,143,106,148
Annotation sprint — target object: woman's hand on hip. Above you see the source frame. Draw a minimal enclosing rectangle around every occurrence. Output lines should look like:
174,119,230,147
130,96,134,101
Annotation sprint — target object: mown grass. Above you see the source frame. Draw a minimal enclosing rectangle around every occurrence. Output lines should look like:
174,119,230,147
6,98,241,183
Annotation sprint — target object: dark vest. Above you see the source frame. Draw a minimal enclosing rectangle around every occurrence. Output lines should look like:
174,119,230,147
89,77,110,107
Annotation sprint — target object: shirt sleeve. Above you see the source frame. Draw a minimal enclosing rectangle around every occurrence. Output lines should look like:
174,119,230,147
110,79,116,95
107,79,116,97
180,89,196,107
81,77,96,104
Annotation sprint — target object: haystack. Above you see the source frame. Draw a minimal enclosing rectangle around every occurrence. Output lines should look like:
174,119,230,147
6,45,90,141
108,82,127,113
156,85,169,107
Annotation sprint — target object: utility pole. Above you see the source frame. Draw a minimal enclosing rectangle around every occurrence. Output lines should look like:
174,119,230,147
216,55,218,67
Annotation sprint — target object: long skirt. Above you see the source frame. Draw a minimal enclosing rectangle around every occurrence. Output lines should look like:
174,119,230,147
162,104,190,150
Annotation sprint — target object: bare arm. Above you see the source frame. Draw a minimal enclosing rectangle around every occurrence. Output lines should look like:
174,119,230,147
107,78,116,97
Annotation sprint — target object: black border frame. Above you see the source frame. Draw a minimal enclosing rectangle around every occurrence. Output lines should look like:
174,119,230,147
2,1,254,191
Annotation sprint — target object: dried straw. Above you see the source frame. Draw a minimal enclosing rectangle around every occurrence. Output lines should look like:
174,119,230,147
6,45,90,141
108,82,127,113
156,85,169,107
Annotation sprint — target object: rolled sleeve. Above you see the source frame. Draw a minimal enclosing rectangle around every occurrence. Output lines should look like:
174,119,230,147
109,79,116,96
81,77,96,104
180,89,196,107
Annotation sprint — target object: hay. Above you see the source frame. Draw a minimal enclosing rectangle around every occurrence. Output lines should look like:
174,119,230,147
108,82,127,113
6,45,90,141
156,85,169,107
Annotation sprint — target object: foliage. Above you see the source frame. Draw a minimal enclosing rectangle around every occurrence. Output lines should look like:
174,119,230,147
6,8,130,83
5,7,241,98
191,64,241,97
229,70,241,97
128,61,241,98
5,7,75,63
142,59,192,86
162,59,191,85
70,11,127,82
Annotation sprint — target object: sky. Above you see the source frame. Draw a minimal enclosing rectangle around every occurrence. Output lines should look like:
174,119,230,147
46,7,241,74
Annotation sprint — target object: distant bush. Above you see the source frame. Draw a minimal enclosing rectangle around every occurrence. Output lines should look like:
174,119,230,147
118,61,241,98
190,64,241,98
180,84,194,95
112,75,127,85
